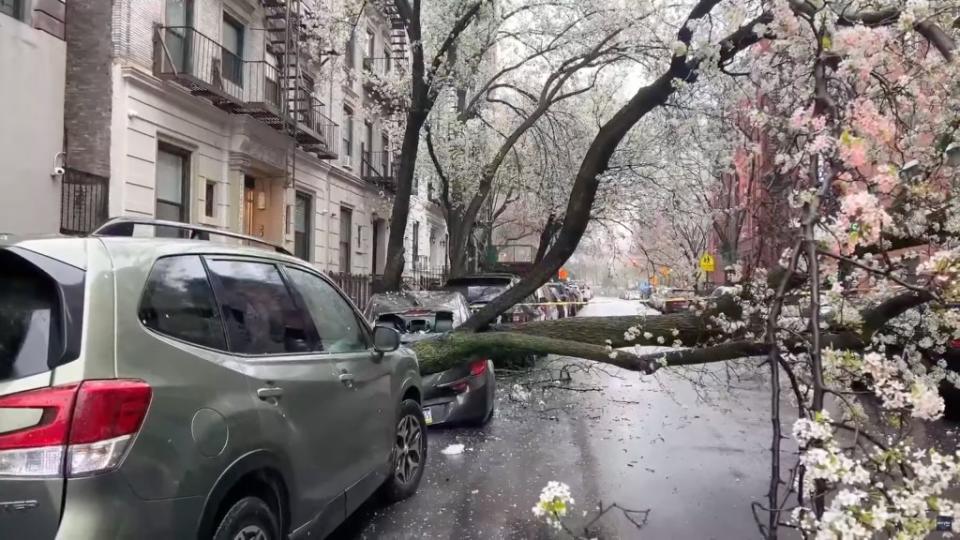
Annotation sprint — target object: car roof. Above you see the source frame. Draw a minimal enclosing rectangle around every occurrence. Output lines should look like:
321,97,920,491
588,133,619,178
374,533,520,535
3,235,308,272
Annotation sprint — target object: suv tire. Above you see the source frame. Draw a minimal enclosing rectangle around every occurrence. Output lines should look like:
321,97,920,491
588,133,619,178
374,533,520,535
381,399,427,502
213,496,280,540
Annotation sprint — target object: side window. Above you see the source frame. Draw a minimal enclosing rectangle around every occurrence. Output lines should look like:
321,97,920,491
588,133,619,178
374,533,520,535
205,260,314,355
139,256,226,350
284,267,369,353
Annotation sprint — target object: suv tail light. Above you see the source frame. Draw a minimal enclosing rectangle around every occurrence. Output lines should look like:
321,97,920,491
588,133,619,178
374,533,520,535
0,380,151,477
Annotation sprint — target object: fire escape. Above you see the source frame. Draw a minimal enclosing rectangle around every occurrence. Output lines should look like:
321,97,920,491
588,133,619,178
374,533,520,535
360,1,408,193
153,0,339,184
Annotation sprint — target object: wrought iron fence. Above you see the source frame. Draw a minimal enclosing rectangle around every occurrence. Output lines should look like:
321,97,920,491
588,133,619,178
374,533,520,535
327,268,449,309
60,168,109,235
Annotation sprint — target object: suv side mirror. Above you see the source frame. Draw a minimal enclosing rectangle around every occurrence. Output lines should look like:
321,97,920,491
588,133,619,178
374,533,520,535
373,325,401,353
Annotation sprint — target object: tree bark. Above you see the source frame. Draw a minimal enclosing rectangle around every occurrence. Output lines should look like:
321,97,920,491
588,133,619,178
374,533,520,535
381,0,428,292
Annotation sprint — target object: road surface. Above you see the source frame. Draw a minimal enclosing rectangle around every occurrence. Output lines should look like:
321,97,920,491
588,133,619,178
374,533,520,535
330,298,782,539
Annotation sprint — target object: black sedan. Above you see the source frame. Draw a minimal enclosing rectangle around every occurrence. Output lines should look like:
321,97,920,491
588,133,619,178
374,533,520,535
365,290,496,426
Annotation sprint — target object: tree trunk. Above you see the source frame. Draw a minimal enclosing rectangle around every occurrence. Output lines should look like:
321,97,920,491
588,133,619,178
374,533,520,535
380,0,428,292
411,287,927,375
446,215,470,278
381,106,428,291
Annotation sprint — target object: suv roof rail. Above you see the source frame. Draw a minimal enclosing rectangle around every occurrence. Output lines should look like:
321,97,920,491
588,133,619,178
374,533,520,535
92,217,293,256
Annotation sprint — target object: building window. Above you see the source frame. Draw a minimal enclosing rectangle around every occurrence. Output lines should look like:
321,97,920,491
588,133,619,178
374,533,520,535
294,192,312,261
383,47,392,74
428,181,434,201
342,106,354,166
381,133,390,175
156,143,190,224
204,180,216,217
363,121,374,170
1,0,21,19
165,0,194,72
339,207,353,273
364,29,376,70
345,32,356,69
412,221,420,270
221,12,244,85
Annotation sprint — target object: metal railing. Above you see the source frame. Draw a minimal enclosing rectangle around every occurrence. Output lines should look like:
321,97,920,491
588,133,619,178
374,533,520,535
154,25,337,157
361,151,396,179
243,60,282,109
362,56,393,76
327,272,373,308
328,268,449,309
154,26,244,100
60,169,109,235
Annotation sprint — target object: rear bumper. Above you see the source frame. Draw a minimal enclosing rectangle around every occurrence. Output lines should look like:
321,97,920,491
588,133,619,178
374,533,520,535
423,374,494,426
55,471,203,539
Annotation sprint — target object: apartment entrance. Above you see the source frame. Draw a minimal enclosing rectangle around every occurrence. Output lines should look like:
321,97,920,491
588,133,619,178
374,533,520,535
242,175,283,242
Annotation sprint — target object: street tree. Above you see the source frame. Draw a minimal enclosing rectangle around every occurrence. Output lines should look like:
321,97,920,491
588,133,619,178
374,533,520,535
395,1,960,538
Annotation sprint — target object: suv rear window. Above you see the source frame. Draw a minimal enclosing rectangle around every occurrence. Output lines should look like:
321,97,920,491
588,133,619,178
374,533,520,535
139,255,227,350
0,250,67,381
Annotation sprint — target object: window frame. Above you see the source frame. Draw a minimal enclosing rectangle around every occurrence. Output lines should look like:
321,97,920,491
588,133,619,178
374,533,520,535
342,106,354,164
204,180,216,218
202,255,322,358
1,0,22,20
156,142,191,223
221,11,245,86
294,191,312,261
345,31,356,69
136,254,230,353
281,263,373,351
339,206,353,273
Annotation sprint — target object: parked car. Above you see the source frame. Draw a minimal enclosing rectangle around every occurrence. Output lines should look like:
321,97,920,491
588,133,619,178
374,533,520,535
365,290,496,426
562,283,583,316
620,289,642,301
534,285,560,320
441,273,538,324
0,218,425,540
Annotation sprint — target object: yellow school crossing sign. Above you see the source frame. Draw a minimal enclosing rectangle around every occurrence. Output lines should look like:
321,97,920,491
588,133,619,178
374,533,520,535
699,253,716,272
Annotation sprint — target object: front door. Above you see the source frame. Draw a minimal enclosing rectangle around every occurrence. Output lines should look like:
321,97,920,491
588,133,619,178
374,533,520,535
203,257,357,529
371,220,381,275
282,266,392,488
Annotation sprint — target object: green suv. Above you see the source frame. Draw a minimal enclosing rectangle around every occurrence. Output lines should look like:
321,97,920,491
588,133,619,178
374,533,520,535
0,219,426,540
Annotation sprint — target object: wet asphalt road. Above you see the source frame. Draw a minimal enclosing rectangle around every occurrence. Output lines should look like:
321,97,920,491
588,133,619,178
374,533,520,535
329,298,781,540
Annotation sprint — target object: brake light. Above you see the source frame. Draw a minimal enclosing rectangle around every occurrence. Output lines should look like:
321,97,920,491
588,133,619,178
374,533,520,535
950,339,960,349
0,380,151,477
470,359,488,377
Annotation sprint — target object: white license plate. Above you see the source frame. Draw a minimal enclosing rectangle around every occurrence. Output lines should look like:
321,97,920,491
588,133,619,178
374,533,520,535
423,408,433,425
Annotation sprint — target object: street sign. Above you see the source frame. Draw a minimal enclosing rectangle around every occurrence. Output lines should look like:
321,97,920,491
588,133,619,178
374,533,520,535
699,253,716,272
659,266,671,276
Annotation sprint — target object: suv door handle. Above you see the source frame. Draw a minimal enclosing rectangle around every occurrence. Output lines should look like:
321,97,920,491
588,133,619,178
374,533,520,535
338,373,355,387
257,387,284,400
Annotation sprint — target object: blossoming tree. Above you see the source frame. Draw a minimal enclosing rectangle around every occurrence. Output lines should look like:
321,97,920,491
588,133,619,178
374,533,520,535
375,1,960,538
